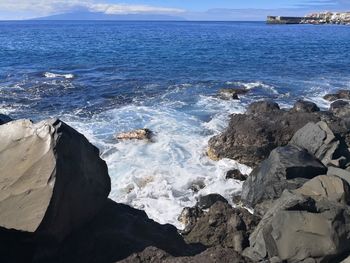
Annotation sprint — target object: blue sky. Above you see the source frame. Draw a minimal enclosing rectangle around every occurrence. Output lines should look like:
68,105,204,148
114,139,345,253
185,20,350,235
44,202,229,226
0,0,349,20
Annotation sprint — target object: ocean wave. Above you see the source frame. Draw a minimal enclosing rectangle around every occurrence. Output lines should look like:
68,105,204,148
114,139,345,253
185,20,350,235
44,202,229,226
226,81,279,94
44,72,74,79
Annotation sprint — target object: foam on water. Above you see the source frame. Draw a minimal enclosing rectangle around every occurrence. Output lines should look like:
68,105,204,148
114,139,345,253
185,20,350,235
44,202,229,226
64,93,251,228
44,72,75,79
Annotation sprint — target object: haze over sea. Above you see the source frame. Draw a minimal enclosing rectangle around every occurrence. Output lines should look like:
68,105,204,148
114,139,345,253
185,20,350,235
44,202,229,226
1,21,350,227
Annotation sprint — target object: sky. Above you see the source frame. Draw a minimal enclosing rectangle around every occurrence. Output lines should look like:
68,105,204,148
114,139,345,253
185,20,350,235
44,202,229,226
0,0,349,21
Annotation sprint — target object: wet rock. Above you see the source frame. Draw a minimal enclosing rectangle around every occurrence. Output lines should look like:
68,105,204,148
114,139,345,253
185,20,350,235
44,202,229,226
196,194,228,209
0,114,12,125
0,119,111,242
241,145,327,208
182,201,258,253
294,174,350,205
218,88,248,100
330,100,350,118
116,128,153,141
119,246,253,263
178,206,204,234
323,89,350,102
246,100,280,115
291,100,320,113
290,121,349,167
225,169,248,181
244,190,350,262
208,100,350,167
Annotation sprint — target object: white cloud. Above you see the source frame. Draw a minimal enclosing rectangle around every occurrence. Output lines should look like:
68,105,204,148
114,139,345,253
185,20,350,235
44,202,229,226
0,0,185,17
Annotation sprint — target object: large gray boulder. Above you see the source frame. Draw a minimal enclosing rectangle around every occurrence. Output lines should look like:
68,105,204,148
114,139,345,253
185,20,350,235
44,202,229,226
0,118,111,241
290,121,349,167
330,100,350,118
246,100,280,115
291,100,320,113
241,145,327,208
244,190,350,262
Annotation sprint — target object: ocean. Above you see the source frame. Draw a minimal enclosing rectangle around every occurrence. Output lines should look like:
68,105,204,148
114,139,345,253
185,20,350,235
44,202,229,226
1,21,350,228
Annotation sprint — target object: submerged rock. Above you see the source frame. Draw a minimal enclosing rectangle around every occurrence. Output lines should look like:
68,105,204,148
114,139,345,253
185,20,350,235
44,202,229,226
116,128,153,141
291,99,320,113
244,190,350,262
218,88,248,100
290,121,349,167
241,145,327,208
0,119,111,242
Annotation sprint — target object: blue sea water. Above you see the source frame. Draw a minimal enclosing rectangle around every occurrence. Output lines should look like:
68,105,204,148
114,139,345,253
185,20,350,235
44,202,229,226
1,21,350,227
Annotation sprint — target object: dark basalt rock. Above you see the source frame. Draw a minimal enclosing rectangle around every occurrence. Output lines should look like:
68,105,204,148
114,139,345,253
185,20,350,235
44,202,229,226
181,201,259,253
208,101,350,168
323,90,350,102
241,145,327,208
0,114,12,125
196,194,228,209
244,190,350,262
291,99,320,113
330,100,350,118
225,169,248,181
218,88,248,100
246,100,280,115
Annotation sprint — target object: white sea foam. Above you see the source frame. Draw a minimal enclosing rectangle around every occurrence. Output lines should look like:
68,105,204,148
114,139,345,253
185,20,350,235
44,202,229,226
64,93,250,229
226,81,279,94
44,72,74,79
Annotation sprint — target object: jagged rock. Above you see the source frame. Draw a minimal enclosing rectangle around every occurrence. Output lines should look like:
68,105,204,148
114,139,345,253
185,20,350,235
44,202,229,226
244,190,350,262
218,88,248,100
294,175,350,205
225,169,248,181
291,100,320,113
118,246,253,263
327,166,350,185
178,206,204,234
330,100,350,118
290,121,349,167
0,114,12,125
241,145,327,208
0,119,111,242
246,100,280,115
115,128,153,141
323,90,350,101
196,194,228,209
182,201,258,253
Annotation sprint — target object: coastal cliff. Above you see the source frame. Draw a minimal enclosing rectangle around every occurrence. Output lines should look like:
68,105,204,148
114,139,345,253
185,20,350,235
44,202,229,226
267,11,350,25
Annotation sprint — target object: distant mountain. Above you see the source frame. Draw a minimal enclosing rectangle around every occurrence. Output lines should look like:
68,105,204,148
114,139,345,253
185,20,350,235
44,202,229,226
33,11,185,21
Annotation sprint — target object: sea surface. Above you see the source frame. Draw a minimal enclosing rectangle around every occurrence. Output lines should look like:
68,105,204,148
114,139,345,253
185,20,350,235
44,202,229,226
1,21,350,228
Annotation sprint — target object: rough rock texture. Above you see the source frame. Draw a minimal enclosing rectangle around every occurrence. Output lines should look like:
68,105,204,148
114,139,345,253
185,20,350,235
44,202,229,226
246,100,280,115
294,175,350,205
218,88,248,100
290,121,349,167
244,190,350,262
0,113,12,125
31,199,203,263
181,201,259,253
225,169,248,181
327,167,350,185
330,100,350,118
303,12,350,25
208,101,350,167
291,100,320,113
324,90,350,101
196,194,228,209
0,119,111,241
116,128,153,141
118,246,253,263
241,145,327,208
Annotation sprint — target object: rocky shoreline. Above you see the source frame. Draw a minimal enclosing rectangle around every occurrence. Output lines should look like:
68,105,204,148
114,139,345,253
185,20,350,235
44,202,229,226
1,89,350,262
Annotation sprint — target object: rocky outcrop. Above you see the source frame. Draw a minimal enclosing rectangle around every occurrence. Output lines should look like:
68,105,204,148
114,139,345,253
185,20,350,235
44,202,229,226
115,128,154,141
196,194,228,209
324,90,350,101
330,100,350,118
0,113,12,125
303,12,350,25
291,99,320,113
0,119,111,242
244,190,350,262
180,200,259,254
225,169,247,181
208,100,350,167
218,88,248,100
241,145,327,208
290,121,349,167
